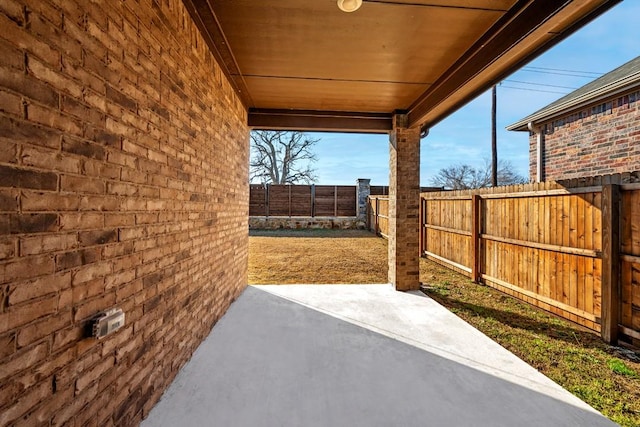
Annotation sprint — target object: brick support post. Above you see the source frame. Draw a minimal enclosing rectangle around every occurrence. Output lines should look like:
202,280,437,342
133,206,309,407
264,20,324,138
388,114,421,291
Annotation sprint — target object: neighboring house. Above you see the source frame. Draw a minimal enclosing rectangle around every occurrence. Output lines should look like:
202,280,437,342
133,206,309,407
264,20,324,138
508,56,640,182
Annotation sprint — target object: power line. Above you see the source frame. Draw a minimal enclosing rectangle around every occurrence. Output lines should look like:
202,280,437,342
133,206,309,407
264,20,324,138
523,66,604,76
503,79,578,90
500,85,569,95
520,69,602,79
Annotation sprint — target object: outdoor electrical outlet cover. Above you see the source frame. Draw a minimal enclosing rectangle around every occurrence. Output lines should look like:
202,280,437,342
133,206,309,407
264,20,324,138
92,308,125,339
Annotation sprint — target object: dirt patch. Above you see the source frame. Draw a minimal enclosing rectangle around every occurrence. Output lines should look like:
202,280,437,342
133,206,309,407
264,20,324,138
249,229,387,284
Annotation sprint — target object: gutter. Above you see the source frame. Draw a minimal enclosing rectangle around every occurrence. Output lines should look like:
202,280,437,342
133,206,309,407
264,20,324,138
528,122,544,183
507,72,640,131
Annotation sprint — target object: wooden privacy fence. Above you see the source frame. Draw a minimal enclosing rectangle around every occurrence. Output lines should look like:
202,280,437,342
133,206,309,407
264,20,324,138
368,196,389,238
422,180,640,345
369,178,640,345
250,184,357,217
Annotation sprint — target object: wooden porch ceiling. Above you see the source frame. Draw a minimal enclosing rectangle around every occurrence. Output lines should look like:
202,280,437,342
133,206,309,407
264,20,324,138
183,0,620,133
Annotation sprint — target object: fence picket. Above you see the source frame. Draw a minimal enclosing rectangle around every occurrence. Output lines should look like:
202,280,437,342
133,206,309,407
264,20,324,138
367,176,640,345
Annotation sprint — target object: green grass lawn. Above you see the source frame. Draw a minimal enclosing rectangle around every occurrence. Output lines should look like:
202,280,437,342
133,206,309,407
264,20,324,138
421,257,640,427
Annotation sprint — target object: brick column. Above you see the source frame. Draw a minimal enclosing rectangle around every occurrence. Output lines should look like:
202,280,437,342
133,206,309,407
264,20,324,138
388,114,421,291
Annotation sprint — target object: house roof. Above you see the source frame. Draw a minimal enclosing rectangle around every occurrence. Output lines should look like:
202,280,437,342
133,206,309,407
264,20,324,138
507,55,640,131
183,0,620,133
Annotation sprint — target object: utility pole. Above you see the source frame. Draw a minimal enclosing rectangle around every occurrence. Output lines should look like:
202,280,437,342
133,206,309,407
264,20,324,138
491,85,498,187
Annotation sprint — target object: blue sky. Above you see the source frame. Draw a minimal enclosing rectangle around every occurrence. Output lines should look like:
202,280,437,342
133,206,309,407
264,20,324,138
295,1,640,186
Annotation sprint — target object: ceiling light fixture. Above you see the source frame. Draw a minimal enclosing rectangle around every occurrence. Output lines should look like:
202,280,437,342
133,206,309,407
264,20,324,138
337,0,362,13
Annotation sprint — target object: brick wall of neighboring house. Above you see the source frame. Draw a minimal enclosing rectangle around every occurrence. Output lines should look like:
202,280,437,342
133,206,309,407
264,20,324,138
530,89,640,181
0,0,249,425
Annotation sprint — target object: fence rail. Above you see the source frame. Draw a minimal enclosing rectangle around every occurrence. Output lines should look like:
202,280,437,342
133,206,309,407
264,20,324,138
250,184,357,217
368,176,640,346
368,196,389,238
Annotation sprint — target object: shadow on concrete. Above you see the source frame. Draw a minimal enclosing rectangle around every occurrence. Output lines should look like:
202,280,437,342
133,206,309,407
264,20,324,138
143,286,615,427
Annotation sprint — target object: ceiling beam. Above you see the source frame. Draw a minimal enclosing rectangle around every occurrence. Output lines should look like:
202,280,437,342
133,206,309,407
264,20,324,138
248,109,393,134
408,0,621,129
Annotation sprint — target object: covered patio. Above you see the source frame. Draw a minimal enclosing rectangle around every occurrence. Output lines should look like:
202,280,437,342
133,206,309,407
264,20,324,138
184,0,622,291
143,284,616,426
0,0,625,424
147,1,622,425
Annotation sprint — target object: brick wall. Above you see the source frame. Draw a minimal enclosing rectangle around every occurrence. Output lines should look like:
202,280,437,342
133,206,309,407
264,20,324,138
0,0,248,425
530,89,640,181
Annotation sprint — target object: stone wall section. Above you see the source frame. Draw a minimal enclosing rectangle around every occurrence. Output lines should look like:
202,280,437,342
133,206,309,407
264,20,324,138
0,0,248,425
530,89,640,181
249,216,366,230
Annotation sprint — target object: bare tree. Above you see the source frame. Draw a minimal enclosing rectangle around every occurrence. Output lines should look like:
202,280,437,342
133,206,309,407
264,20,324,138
250,130,319,184
430,159,526,190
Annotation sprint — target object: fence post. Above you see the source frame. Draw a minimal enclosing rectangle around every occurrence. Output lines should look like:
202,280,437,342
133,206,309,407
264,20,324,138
419,197,424,256
601,183,620,344
375,197,380,236
471,194,481,283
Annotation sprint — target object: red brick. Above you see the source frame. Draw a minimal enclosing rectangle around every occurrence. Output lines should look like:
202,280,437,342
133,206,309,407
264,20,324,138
60,174,105,194
116,278,142,302
0,377,51,426
83,159,121,180
55,247,101,271
7,213,59,234
0,62,59,109
51,324,84,352
59,212,103,230
0,37,24,70
22,144,82,174
0,254,54,285
21,191,78,212
61,55,106,95
20,0,63,27
0,331,16,358
72,261,112,286
14,385,74,427
72,277,105,301
0,87,23,116
0,237,16,260
62,95,105,125
28,11,82,62
0,188,19,211
75,355,114,393
9,271,71,306
0,115,61,150
27,54,82,99
532,91,640,180
79,229,117,247
20,233,77,256
73,290,115,321
27,103,83,136
0,341,49,381
16,309,72,348
0,141,17,164
0,165,58,190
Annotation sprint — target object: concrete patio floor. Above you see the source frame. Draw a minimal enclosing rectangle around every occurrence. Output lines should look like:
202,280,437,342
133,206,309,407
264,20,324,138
142,284,617,427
